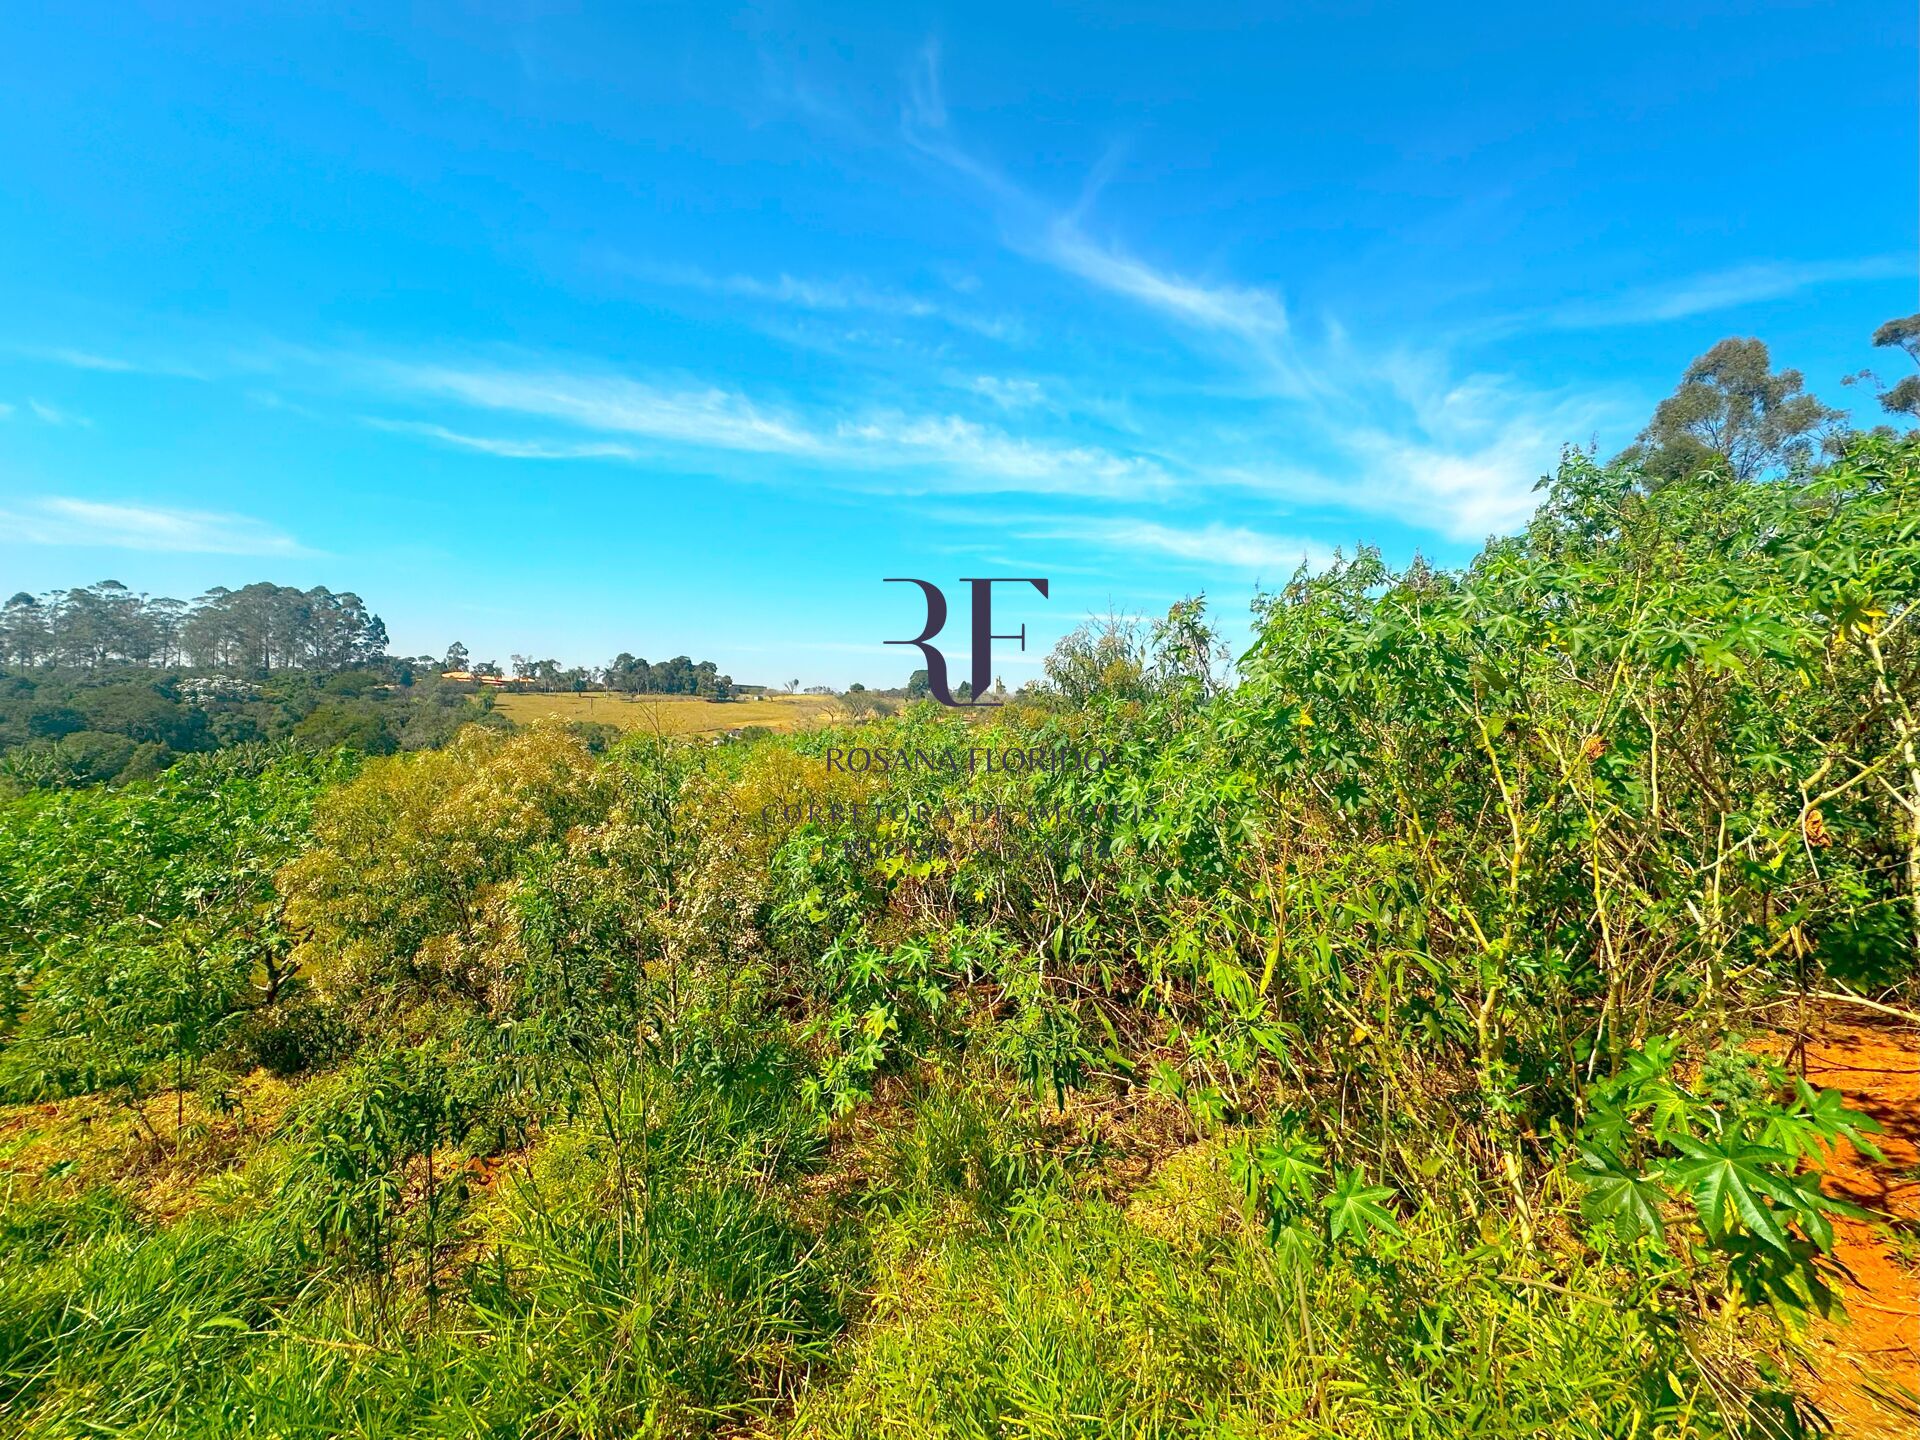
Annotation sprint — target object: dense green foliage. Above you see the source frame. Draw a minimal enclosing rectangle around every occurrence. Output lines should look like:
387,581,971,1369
0,667,505,792
602,652,737,698
0,436,1913,1437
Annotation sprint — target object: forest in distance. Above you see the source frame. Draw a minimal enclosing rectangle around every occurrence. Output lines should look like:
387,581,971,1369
0,575,764,791
0,326,1915,1438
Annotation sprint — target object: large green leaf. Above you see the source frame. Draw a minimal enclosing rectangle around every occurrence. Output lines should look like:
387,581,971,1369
1575,1146,1668,1245
1767,1080,1887,1166
1322,1167,1404,1246
1662,1135,1799,1255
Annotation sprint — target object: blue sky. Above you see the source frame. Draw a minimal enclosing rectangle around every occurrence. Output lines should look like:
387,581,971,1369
0,2,1912,688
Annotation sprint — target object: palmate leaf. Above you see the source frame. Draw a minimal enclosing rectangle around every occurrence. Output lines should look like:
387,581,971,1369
1661,1135,1800,1255
1233,1134,1329,1241
1575,1145,1667,1245
1777,1166,1877,1251
1642,1082,1701,1146
1322,1167,1404,1247
1785,1174,1836,1254
1254,1138,1327,1205
1769,1080,1887,1165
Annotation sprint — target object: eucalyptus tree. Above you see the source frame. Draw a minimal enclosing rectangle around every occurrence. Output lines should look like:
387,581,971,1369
1871,312,1920,419
1618,336,1839,484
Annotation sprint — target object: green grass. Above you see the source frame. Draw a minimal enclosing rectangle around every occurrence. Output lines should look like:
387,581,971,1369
0,1081,845,1439
0,1058,1799,1440
786,1154,1757,1440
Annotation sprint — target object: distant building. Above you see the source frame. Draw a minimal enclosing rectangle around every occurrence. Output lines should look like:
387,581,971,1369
440,671,530,689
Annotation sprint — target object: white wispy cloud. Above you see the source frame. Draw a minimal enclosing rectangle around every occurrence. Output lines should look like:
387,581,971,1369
359,328,1580,531
1041,220,1290,342
852,412,1170,495
906,40,948,131
1038,518,1334,575
384,364,828,456
8,344,208,379
969,375,1047,410
367,358,1171,498
366,418,644,460
37,348,140,372
644,263,940,318
900,44,1314,393
895,42,1619,538
1542,257,1911,329
606,257,1021,341
1216,360,1616,542
1032,218,1323,399
1334,420,1571,539
0,498,312,555
27,400,91,427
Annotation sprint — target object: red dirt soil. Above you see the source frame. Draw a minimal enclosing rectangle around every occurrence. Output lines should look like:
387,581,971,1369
1790,1015,1919,1437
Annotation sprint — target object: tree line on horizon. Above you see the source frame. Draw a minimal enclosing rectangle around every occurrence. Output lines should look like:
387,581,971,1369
0,581,390,674
0,583,747,701
0,586,751,790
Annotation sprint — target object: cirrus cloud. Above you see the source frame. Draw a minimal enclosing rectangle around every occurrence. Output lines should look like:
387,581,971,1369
0,498,312,556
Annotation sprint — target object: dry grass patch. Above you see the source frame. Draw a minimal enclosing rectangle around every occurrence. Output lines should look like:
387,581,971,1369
491,690,840,737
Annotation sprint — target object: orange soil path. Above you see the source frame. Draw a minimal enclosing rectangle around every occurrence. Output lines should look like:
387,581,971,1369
1794,1016,1919,1437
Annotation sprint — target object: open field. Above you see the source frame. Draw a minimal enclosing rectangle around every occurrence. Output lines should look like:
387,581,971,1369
490,689,842,736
